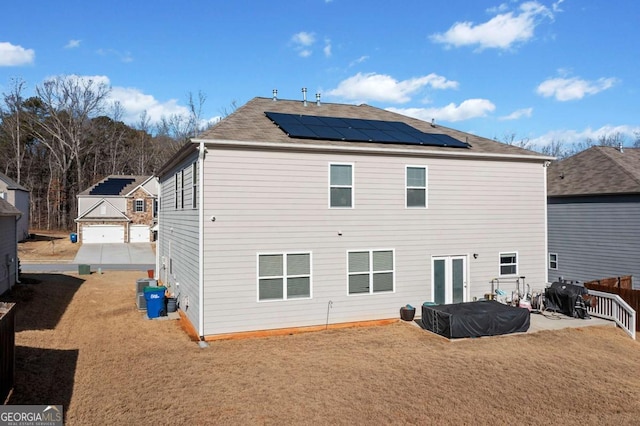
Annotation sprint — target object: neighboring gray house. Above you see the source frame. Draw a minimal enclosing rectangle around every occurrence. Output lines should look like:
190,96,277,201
75,175,158,243
156,96,552,340
0,172,30,242
547,146,640,289
0,197,21,295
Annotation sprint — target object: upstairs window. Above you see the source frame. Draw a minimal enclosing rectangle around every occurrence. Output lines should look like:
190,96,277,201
180,169,185,209
174,172,179,209
406,166,427,208
135,199,145,212
330,163,353,208
549,253,558,270
499,252,518,276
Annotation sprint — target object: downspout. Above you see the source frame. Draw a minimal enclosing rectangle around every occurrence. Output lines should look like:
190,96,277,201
543,161,550,285
198,141,206,339
156,181,161,281
15,213,22,284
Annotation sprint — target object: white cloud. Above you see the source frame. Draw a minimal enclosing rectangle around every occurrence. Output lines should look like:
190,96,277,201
65,39,81,49
530,124,640,147
499,107,533,120
0,42,35,66
97,48,133,63
109,85,190,124
291,31,316,57
349,55,369,67
327,72,459,104
323,38,332,57
387,99,496,123
536,76,618,101
430,1,554,50
552,0,565,12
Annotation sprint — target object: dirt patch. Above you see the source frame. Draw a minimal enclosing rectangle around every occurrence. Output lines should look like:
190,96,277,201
2,271,640,425
18,231,80,261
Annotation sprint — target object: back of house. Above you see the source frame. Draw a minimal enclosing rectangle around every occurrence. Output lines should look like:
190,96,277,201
156,96,552,340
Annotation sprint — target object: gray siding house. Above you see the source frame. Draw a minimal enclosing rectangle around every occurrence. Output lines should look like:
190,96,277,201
156,97,552,340
547,146,640,289
0,197,21,295
0,172,29,242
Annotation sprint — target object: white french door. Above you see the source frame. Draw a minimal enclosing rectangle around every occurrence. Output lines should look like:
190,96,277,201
432,255,467,304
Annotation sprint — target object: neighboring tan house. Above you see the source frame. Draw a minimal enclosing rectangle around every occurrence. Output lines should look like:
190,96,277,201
0,172,30,242
156,96,553,341
547,146,640,289
75,175,158,244
0,197,21,295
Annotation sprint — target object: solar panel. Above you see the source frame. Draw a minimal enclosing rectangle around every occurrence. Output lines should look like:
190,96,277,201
265,112,469,148
89,177,136,195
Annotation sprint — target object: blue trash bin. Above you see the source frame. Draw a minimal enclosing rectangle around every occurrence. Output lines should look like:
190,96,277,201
144,286,166,319
70,233,78,243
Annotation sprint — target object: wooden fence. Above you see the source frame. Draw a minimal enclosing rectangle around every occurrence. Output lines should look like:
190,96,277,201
0,302,16,403
585,282,640,332
585,275,633,289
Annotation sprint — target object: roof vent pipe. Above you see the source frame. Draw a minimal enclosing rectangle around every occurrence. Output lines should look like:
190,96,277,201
316,93,321,106
431,118,436,127
272,89,278,101
302,87,307,106
619,142,624,153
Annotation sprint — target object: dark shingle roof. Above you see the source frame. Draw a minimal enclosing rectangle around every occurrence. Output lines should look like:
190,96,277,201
79,175,151,196
198,97,546,158
547,146,640,196
0,197,21,217
0,171,29,192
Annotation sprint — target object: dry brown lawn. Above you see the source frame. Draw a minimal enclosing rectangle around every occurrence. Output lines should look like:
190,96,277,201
2,271,640,425
18,231,80,261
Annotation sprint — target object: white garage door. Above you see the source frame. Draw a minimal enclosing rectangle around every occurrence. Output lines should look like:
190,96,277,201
82,225,125,244
130,225,150,243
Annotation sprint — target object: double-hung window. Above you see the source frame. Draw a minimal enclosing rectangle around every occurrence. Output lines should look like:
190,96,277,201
174,173,179,209
348,250,394,294
329,163,353,208
549,253,558,270
258,253,312,301
135,199,145,212
406,166,427,208
180,169,185,209
499,252,518,276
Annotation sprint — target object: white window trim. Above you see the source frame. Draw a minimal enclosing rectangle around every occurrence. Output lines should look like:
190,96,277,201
499,251,518,277
347,249,395,296
257,251,313,302
549,252,558,270
328,162,354,209
174,172,179,209
180,169,185,209
135,198,145,213
192,162,198,209
405,165,428,208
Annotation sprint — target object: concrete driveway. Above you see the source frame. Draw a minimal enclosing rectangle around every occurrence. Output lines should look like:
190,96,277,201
73,243,155,265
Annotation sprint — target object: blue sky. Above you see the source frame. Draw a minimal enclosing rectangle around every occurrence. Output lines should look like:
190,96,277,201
1,0,638,147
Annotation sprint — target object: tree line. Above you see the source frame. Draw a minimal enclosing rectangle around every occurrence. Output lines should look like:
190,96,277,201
2,75,638,232
0,76,214,231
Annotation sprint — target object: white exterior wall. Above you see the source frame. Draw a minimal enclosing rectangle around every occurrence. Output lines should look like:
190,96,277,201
198,147,547,336
157,153,200,332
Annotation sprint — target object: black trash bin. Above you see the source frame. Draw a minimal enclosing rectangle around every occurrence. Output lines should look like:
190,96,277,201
400,305,416,321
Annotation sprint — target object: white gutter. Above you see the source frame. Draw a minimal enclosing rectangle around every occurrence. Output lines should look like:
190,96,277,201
198,141,206,339
191,138,556,162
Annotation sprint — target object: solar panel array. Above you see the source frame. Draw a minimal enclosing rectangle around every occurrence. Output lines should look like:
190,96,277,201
89,177,136,195
265,112,469,148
